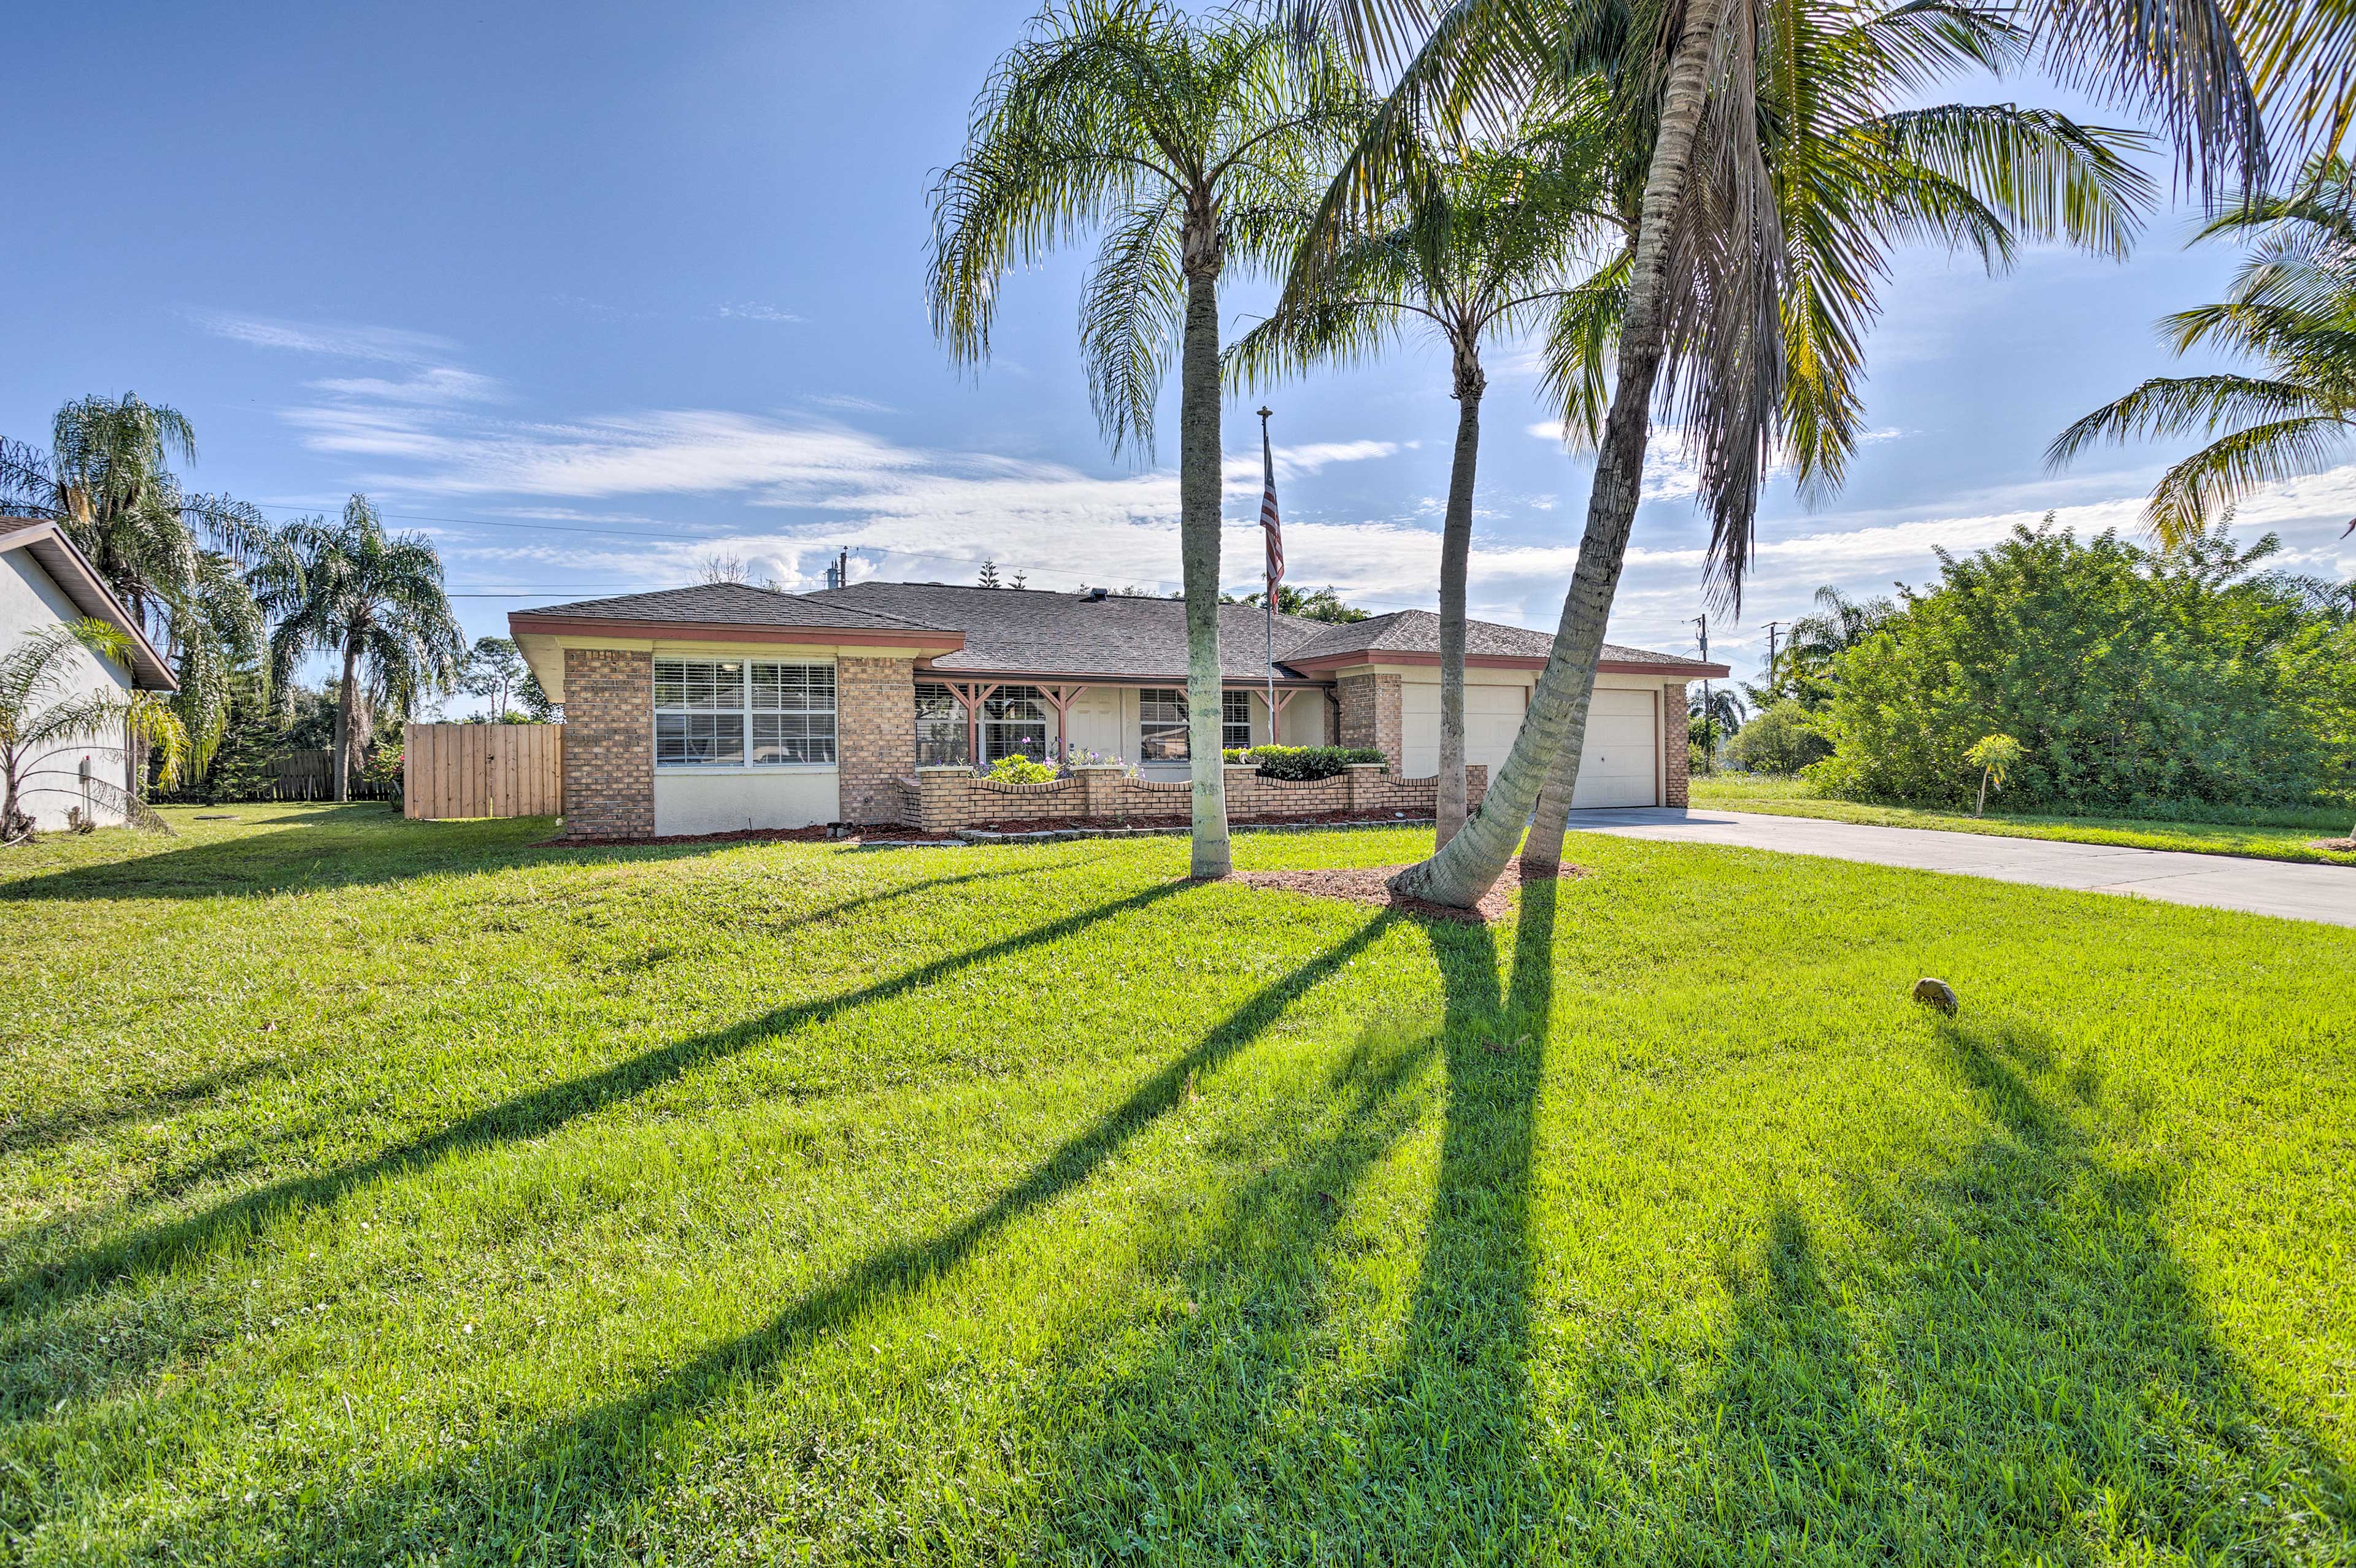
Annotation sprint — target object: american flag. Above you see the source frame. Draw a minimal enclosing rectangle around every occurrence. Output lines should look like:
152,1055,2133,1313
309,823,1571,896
1258,409,1284,590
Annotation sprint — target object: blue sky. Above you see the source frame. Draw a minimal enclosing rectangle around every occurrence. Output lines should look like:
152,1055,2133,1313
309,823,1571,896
11,0,2354,705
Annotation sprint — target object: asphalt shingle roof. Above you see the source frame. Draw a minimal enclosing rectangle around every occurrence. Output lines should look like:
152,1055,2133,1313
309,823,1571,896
1282,608,1690,667
805,582,1335,680
528,582,928,631
525,580,1706,677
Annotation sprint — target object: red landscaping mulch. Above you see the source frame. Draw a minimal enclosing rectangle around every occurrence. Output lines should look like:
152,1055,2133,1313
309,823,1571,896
1231,861,1584,924
535,824,858,848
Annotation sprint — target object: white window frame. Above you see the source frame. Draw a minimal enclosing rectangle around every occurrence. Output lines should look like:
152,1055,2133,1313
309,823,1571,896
980,685,1049,765
1222,690,1253,750
1139,688,1188,761
914,682,968,767
653,657,836,769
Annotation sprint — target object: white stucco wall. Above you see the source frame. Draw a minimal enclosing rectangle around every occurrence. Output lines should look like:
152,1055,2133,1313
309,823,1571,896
652,767,841,834
1,551,137,830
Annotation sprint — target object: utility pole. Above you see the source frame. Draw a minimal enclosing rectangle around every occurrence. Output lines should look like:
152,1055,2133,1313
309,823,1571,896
1692,614,1714,775
1763,619,1782,697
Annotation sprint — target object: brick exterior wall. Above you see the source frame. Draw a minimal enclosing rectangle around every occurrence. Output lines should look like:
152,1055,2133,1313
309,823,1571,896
1662,680,1690,809
837,655,917,825
561,648,654,839
902,762,1485,834
1335,672,1403,767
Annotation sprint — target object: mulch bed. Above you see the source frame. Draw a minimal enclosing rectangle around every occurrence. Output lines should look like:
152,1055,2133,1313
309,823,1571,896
1232,860,1585,924
2314,837,2356,854
535,824,858,848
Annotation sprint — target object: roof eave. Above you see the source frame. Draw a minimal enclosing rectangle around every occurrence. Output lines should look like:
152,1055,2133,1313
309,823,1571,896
0,520,177,690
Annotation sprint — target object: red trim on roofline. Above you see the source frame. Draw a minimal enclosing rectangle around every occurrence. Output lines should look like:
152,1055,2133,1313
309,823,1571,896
507,613,966,651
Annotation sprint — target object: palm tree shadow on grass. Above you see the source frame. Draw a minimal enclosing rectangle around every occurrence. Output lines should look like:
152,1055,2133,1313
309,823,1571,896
1,861,1056,1189
1022,878,1561,1559
100,911,1402,1563
0,874,1182,1369
1645,1021,2352,1560
0,809,1075,904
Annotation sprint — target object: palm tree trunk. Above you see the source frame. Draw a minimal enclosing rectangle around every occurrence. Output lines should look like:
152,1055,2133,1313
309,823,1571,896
1434,348,1485,847
333,637,359,803
1392,0,1728,905
1180,263,1232,879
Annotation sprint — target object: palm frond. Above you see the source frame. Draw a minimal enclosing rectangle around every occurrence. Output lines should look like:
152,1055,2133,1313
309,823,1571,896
2144,414,2355,545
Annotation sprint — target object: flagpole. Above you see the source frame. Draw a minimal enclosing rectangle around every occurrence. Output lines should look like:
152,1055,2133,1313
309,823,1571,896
1258,405,1276,748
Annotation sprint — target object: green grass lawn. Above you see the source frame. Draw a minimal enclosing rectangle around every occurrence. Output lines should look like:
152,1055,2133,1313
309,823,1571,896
2,804,2350,1566
1692,774,2356,867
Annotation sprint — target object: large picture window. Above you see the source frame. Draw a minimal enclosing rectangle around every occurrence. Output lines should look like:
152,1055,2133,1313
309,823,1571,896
1139,688,1187,761
981,685,1048,764
1223,690,1253,750
655,658,834,766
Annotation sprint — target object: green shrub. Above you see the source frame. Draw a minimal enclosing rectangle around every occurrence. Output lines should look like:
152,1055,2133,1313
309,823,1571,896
987,753,1058,785
1727,699,1831,775
1223,745,1385,780
1811,523,2346,810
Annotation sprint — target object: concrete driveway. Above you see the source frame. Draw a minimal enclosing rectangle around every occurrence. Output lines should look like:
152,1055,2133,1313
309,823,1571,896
1569,807,2355,927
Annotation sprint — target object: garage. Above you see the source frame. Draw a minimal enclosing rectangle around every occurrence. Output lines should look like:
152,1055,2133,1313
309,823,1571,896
1398,679,1657,807
1567,686,1658,807
1401,678,1528,775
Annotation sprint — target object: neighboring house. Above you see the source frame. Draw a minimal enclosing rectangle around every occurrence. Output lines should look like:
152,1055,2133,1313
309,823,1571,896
509,580,1726,838
0,516,177,829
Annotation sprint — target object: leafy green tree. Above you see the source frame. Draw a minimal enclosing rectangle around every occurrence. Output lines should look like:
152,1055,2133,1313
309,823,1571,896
1234,583,1371,623
1811,522,2344,810
2050,156,2356,547
261,496,465,802
0,395,282,775
1233,112,1615,842
459,637,529,720
929,0,1363,878
1305,0,2158,905
1726,698,1831,774
1,619,188,839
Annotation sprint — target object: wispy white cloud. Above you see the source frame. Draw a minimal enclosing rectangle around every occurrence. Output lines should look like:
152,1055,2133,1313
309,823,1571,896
717,301,804,324
804,393,898,414
190,310,459,364
308,367,504,405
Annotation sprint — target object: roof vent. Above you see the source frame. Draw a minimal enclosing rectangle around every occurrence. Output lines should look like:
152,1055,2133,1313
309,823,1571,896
1084,586,1109,601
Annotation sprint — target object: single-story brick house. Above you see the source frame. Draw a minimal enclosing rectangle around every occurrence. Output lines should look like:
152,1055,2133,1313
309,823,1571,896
509,580,1727,839
1,516,177,830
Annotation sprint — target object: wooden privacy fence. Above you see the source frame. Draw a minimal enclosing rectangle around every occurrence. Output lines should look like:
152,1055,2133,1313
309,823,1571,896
404,723,563,820
262,750,393,801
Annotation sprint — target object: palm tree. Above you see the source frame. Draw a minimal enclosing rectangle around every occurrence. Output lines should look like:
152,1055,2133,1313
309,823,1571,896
262,496,465,802
1231,110,1619,844
1,619,188,840
2048,157,2356,547
1296,0,2182,906
0,394,279,775
1766,583,1895,705
1687,683,1746,774
929,0,1364,879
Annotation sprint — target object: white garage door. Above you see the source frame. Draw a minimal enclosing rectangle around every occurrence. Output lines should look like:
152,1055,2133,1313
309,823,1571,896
1401,681,1529,776
1568,687,1658,808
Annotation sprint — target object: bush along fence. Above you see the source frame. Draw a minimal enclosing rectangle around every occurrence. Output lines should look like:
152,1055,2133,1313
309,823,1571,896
891,761,1485,835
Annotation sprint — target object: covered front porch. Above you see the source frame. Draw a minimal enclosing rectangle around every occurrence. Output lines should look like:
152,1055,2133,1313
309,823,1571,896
912,677,1333,775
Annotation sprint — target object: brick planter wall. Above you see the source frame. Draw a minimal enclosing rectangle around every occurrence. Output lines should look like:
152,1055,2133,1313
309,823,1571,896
1663,680,1690,808
561,648,654,839
838,655,917,824
900,762,1484,834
